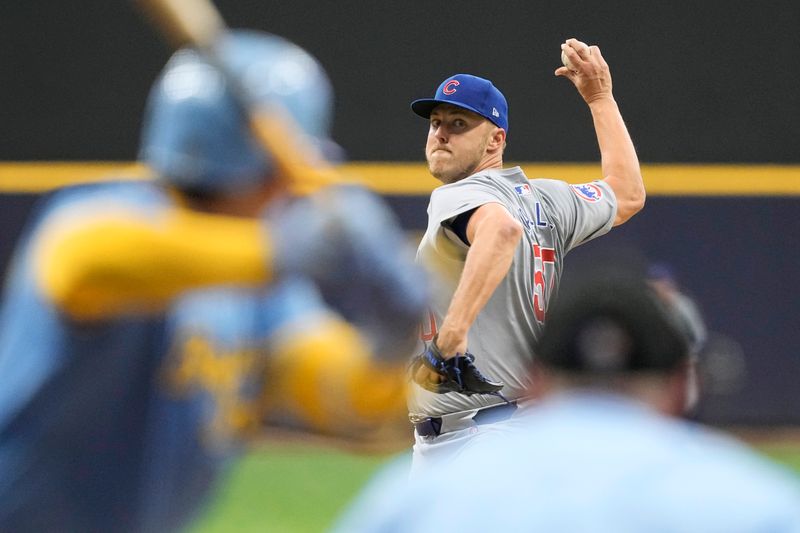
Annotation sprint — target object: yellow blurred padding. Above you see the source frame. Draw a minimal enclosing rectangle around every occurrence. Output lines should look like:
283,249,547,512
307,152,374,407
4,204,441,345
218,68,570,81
0,162,798,196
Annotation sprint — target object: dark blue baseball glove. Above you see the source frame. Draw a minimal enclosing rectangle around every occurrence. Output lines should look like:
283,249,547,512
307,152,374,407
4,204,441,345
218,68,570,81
410,338,504,395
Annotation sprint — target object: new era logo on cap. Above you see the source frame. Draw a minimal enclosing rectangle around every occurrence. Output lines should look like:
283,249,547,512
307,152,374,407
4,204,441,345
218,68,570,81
410,74,509,132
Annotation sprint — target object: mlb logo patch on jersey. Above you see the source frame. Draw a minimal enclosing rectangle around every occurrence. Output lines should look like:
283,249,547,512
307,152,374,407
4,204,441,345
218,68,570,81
514,184,532,196
571,183,603,203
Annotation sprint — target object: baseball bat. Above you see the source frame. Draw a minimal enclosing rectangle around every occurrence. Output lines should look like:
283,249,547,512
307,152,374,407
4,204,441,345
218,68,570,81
135,0,338,194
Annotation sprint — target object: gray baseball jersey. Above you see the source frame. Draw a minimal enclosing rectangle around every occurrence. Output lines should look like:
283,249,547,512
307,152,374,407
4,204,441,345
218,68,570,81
411,166,617,418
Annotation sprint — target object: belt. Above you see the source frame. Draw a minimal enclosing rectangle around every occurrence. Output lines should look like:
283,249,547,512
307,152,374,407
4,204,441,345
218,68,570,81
414,400,518,438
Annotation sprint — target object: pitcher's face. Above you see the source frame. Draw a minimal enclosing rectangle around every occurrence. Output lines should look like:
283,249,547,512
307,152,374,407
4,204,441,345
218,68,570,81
425,105,496,184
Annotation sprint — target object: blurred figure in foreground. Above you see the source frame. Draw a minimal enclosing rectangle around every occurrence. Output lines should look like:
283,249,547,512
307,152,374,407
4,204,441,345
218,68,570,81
647,262,707,411
335,273,800,532
0,31,426,532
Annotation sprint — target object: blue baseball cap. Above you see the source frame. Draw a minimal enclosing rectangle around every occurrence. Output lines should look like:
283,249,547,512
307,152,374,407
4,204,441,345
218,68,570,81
411,74,509,132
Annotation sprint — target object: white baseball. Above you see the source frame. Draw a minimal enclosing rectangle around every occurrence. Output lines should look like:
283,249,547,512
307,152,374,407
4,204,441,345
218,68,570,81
561,46,590,71
560,50,574,70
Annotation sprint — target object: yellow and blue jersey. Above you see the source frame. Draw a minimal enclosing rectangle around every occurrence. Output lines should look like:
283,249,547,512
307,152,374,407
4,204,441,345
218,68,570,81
0,181,409,531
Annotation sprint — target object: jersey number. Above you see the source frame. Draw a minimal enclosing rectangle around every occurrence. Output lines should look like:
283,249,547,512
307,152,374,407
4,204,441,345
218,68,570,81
533,244,556,323
420,245,556,337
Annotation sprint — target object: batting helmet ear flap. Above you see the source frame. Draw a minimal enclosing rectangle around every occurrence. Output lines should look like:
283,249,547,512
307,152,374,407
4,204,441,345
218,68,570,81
139,30,337,195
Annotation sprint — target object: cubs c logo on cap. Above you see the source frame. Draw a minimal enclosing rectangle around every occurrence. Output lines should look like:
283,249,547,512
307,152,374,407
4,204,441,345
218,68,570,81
443,80,460,95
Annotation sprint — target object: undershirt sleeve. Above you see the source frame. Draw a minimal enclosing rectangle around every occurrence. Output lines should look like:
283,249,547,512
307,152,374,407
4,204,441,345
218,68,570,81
445,207,478,246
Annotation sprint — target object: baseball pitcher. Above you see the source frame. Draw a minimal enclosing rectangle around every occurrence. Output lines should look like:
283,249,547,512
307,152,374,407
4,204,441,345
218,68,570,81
407,38,646,473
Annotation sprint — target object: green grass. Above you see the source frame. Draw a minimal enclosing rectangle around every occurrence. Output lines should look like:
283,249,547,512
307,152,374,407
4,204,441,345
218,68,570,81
191,441,800,533
190,443,396,533
762,446,800,472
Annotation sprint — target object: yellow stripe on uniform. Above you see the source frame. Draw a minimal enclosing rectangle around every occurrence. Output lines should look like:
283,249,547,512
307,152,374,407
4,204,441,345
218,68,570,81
35,205,270,320
265,318,409,437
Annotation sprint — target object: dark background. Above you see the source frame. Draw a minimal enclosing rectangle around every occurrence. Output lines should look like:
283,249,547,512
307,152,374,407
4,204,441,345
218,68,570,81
0,1,798,424
1,1,798,162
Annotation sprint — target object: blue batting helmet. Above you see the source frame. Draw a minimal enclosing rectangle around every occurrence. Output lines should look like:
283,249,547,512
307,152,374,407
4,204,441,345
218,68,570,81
139,30,336,194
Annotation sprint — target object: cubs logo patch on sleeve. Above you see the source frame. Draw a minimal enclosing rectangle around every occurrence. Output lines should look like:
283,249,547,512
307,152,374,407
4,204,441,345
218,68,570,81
571,183,603,203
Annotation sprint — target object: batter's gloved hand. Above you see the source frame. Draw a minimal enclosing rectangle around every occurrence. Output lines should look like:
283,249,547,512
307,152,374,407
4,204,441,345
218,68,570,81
410,339,504,395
